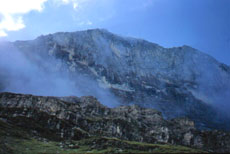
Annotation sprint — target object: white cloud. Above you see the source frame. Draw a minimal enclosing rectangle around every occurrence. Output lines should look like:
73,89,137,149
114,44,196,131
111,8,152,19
0,0,48,37
73,2,79,9
0,0,111,37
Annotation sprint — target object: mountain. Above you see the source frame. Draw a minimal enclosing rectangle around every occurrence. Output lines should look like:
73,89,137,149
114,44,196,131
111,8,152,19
0,29,230,130
0,92,230,153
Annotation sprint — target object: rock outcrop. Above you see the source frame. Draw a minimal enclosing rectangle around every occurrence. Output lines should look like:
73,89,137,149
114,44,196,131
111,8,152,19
0,92,229,152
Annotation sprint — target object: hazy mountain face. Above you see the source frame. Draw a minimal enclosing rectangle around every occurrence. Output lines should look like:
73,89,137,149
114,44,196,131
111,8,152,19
0,29,229,130
0,40,120,107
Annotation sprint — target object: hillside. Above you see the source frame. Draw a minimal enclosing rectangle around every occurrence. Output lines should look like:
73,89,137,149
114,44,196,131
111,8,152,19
1,92,230,153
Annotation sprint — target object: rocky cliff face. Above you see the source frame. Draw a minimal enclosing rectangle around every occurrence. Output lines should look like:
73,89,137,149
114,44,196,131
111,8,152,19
0,92,230,153
0,29,230,130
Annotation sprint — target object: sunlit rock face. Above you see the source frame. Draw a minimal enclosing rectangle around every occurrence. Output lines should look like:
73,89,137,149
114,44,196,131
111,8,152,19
0,92,230,153
1,29,230,130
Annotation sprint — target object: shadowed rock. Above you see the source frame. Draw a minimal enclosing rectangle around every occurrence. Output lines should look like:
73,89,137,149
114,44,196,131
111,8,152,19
0,92,229,152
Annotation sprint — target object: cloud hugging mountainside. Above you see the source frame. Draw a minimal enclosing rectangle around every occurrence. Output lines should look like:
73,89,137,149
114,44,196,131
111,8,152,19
0,29,230,130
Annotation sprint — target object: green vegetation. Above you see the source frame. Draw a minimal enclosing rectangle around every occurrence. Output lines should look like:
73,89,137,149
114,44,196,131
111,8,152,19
0,119,205,154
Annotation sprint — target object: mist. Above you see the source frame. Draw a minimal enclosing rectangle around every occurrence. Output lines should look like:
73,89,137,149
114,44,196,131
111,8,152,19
190,77,230,124
0,41,120,107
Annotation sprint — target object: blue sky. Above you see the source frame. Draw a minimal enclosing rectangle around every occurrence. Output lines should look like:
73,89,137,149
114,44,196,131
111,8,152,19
0,0,229,64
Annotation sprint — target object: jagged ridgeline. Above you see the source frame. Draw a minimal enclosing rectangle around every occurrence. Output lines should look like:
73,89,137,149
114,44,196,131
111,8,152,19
0,29,230,131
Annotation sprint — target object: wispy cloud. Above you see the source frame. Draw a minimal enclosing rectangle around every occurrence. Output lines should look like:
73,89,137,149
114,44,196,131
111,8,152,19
55,0,94,26
70,0,116,26
58,0,88,10
0,0,48,37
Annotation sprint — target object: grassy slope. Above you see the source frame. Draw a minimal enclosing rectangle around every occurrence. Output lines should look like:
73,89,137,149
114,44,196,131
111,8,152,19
0,119,205,154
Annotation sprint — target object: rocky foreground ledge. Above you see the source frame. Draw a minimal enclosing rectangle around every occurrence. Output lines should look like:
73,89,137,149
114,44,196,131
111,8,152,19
0,92,230,153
